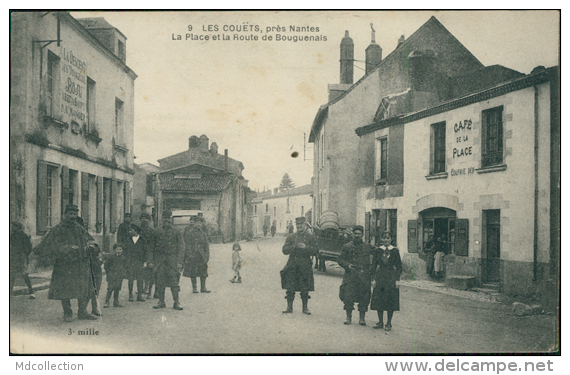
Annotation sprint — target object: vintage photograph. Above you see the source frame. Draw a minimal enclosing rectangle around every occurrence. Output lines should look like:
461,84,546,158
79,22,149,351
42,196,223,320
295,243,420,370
9,10,560,356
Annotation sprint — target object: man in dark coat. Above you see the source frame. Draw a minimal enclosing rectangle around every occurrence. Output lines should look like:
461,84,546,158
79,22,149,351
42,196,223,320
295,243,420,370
337,225,374,326
280,216,318,315
182,216,211,293
33,204,98,322
116,212,132,247
139,213,157,299
9,221,35,298
125,224,147,302
148,210,185,310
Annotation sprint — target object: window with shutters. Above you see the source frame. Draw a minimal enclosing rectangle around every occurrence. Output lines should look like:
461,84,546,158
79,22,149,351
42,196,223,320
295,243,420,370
375,137,388,184
37,162,59,234
45,51,60,117
481,106,504,167
86,77,97,134
114,98,124,145
430,121,447,175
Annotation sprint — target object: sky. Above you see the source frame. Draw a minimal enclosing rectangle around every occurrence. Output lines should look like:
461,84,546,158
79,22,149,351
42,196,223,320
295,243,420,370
69,10,560,192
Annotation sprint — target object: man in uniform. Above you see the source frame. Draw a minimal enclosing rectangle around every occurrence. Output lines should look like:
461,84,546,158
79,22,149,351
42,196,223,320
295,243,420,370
280,216,318,314
148,210,185,310
337,225,374,325
182,216,211,293
33,204,98,322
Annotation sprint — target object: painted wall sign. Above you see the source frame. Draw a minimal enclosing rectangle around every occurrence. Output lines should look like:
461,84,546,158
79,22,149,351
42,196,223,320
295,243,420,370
60,48,87,125
452,119,473,159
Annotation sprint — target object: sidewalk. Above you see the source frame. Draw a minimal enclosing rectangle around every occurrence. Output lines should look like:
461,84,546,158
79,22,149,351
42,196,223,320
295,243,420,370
11,270,53,296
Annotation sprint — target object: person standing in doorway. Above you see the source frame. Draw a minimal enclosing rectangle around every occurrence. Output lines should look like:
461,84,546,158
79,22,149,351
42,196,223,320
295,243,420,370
9,222,35,299
33,204,97,322
424,235,436,278
280,217,318,315
337,225,374,326
183,216,211,293
149,210,185,310
370,231,402,331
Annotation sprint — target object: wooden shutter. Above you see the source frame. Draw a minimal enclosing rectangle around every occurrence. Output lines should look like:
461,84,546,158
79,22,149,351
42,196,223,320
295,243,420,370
110,178,117,233
124,180,131,214
36,161,48,234
455,219,469,256
61,166,69,214
408,220,418,253
365,212,371,243
96,176,103,233
81,172,89,229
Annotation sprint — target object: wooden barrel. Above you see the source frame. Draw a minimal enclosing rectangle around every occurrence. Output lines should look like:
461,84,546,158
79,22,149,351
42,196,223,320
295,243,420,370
319,210,339,231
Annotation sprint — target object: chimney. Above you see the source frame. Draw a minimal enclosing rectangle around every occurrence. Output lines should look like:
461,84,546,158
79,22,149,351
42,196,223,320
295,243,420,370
340,31,354,84
397,35,405,48
199,134,209,151
224,149,228,174
365,23,382,74
189,135,200,149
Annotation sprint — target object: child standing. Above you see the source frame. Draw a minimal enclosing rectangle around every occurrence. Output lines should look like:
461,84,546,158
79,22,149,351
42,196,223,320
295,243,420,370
229,242,242,284
104,243,127,308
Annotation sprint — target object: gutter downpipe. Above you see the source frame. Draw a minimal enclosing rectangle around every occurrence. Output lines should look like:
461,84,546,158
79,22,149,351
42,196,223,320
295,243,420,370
533,85,539,282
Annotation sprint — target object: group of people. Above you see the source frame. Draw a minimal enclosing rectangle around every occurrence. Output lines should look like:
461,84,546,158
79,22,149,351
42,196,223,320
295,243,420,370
32,204,214,322
280,217,402,331
424,234,447,279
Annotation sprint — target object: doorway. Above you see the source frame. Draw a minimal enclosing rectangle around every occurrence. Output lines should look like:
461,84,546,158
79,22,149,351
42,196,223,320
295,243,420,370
484,210,501,282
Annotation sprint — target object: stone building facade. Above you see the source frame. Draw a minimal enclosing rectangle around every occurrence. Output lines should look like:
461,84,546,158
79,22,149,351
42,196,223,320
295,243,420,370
155,135,250,243
251,184,312,237
10,12,137,253
355,67,559,295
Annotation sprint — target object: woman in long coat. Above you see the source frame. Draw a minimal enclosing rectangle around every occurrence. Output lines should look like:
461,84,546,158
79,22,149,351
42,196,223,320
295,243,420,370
370,231,402,331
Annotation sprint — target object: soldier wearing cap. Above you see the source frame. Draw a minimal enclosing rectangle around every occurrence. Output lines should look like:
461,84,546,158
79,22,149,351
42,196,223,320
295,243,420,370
280,216,318,314
148,210,185,310
182,216,211,293
33,204,98,322
337,225,374,326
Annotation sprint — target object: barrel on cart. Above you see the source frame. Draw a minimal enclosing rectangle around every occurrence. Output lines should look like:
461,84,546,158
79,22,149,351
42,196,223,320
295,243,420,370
312,211,352,272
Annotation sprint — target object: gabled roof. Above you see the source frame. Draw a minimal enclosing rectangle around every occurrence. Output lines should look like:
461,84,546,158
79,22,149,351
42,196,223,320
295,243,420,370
309,16,483,142
160,174,233,193
355,67,553,136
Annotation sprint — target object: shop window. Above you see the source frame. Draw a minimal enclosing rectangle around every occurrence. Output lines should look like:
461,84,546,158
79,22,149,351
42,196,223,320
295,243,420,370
375,137,388,184
481,106,504,167
37,161,59,233
430,121,446,175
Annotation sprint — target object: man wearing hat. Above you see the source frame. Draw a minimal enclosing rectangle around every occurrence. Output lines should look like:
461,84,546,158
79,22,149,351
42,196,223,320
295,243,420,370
280,216,318,314
125,223,148,302
33,204,98,322
116,212,132,247
182,215,211,293
148,210,185,310
337,225,374,326
139,213,157,299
